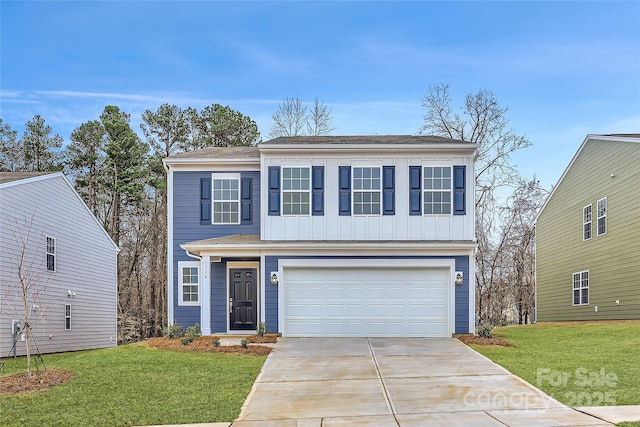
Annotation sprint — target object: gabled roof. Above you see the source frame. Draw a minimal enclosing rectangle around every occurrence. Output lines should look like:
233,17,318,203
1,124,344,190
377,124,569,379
167,146,259,160
163,135,478,164
261,135,470,145
0,171,119,252
535,134,640,223
0,171,57,185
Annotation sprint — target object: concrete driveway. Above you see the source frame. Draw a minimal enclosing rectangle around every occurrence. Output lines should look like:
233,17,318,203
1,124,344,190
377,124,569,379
234,338,611,426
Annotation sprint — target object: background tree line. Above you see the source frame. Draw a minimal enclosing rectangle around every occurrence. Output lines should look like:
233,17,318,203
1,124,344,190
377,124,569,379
0,88,546,341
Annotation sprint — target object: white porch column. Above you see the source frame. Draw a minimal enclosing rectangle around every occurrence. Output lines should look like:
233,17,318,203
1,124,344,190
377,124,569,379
200,255,212,335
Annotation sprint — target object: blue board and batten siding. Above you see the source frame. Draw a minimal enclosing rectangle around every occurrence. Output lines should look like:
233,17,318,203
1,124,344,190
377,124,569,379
264,255,470,334
172,171,260,325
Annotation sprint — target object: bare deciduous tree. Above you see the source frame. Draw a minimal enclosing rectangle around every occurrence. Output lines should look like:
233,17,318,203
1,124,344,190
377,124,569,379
0,213,49,376
420,83,536,328
306,98,336,136
269,97,336,138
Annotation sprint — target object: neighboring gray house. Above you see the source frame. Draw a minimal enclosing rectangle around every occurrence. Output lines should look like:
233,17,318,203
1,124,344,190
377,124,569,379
0,172,119,356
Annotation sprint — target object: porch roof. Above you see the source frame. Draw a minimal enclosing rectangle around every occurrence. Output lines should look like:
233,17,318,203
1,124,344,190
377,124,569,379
179,234,477,256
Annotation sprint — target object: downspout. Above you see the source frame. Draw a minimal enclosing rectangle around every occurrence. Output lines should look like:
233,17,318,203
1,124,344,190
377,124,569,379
185,250,202,261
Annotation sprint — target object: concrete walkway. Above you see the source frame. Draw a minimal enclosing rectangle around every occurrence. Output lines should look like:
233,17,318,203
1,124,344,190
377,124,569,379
233,338,616,426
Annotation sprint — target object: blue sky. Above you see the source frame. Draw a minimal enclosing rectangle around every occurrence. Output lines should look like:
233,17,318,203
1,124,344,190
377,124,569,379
1,1,639,188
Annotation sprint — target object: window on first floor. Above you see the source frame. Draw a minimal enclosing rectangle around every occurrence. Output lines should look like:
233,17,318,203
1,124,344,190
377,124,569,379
178,261,200,306
65,304,71,330
282,167,311,215
597,197,607,236
572,271,589,306
353,167,381,215
213,176,240,224
46,236,56,271
583,204,592,240
424,167,452,215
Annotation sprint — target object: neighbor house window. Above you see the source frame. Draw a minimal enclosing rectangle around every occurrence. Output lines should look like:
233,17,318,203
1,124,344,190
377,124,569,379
46,236,56,271
597,198,607,236
583,205,592,240
213,176,240,224
353,167,381,215
65,304,71,330
572,271,589,306
282,167,310,215
424,167,452,215
178,261,200,306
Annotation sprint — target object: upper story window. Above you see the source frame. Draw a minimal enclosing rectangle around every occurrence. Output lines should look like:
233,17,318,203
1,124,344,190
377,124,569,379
282,167,310,215
424,167,452,215
46,236,56,271
572,270,589,306
597,198,607,236
178,261,200,306
353,167,381,215
583,205,592,240
213,176,240,224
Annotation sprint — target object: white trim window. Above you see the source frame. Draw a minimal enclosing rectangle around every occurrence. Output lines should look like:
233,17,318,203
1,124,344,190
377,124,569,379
282,167,310,215
46,236,56,271
213,175,240,224
583,205,592,240
572,271,589,306
597,197,607,236
65,304,71,330
353,167,381,215
424,167,452,215
178,261,200,306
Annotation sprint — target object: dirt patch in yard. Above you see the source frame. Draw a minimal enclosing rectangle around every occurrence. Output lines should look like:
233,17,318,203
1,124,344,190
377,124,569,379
0,369,74,395
145,335,274,355
458,334,515,347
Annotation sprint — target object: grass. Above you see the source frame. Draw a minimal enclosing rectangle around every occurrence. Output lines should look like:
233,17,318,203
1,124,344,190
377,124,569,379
469,321,640,407
0,343,266,426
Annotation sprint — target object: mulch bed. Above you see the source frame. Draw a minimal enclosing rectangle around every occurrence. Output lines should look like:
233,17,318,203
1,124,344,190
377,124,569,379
144,335,276,355
0,369,74,395
457,334,515,347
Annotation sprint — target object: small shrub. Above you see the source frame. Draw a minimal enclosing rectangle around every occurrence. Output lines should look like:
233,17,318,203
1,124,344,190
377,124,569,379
166,323,184,339
212,338,221,347
240,339,249,348
257,321,266,337
185,323,201,339
477,324,494,339
180,336,193,346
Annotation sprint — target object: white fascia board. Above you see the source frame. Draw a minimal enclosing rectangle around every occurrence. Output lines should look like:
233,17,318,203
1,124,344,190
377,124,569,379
163,158,260,169
0,172,61,189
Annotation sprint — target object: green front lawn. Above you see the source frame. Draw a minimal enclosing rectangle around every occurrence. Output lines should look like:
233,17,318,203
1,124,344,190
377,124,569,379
0,343,266,427
470,321,640,407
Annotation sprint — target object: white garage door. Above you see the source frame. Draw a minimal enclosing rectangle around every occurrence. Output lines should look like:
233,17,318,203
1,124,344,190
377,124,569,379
283,266,450,337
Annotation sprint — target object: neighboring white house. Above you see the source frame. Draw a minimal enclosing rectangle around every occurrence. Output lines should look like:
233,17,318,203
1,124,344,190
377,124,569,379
0,172,119,356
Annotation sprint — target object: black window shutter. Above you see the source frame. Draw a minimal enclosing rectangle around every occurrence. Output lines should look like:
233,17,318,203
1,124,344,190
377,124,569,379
200,178,211,223
312,166,324,216
453,165,466,215
241,177,252,223
338,166,351,216
268,166,280,216
382,166,395,215
409,166,422,215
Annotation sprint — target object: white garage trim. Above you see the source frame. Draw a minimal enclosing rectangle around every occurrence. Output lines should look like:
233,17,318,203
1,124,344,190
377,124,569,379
277,258,456,337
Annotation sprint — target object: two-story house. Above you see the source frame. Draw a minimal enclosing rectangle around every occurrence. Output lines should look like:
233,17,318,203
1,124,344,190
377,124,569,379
164,136,478,337
536,134,640,321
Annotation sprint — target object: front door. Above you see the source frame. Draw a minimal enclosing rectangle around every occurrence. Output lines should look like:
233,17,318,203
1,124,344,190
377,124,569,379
229,268,257,330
